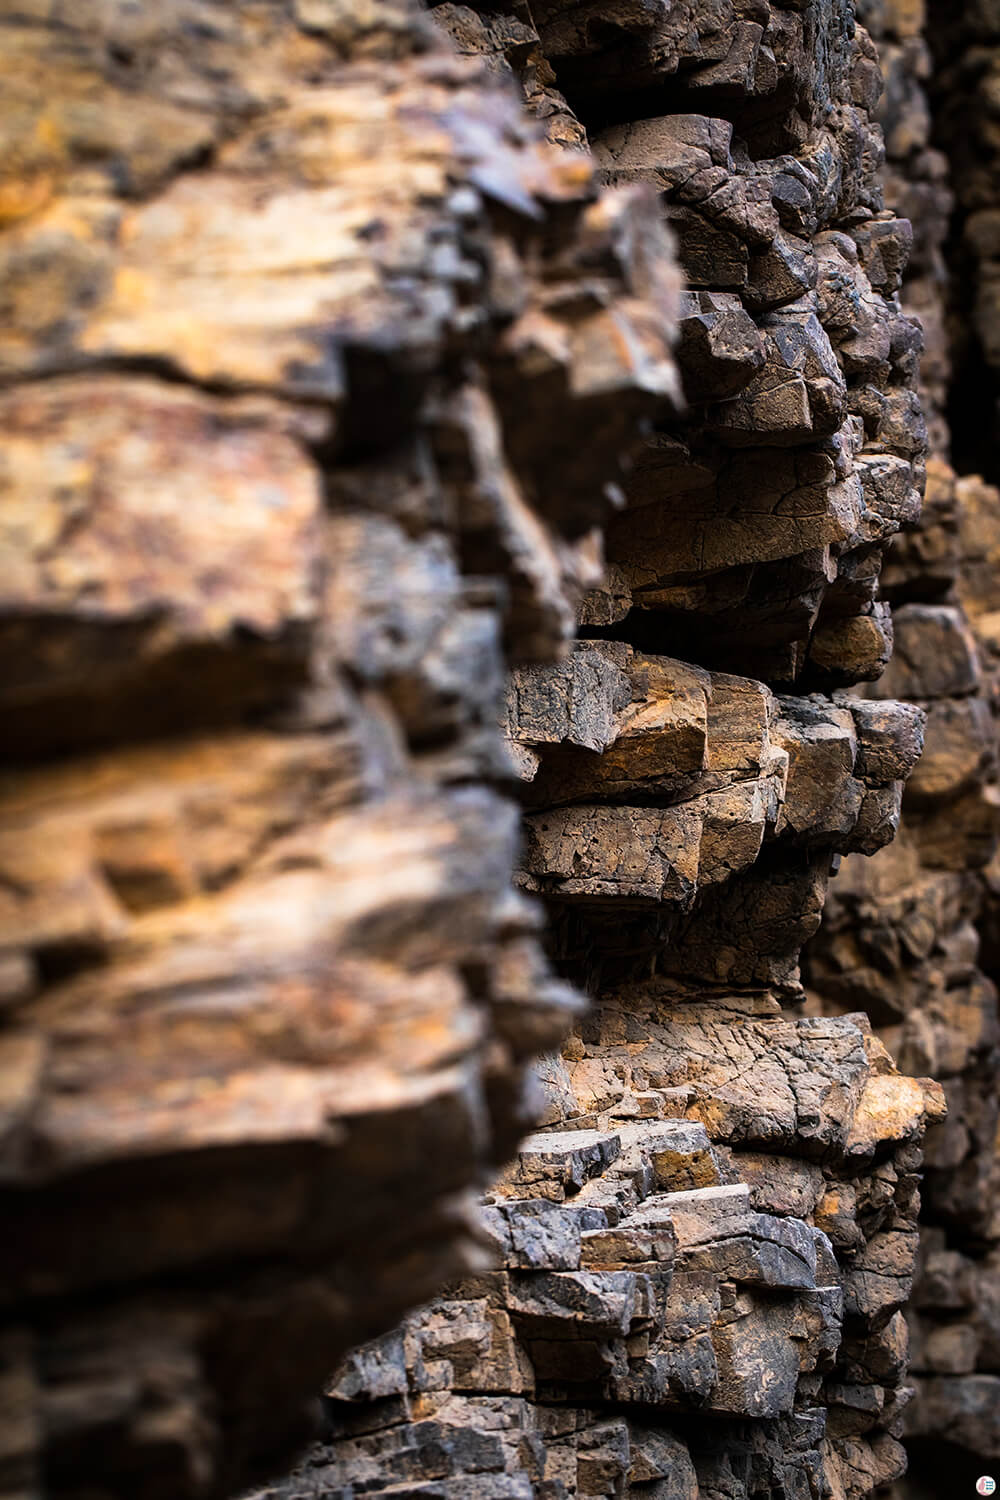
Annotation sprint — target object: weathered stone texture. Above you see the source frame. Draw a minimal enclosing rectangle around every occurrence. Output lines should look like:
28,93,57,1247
0,3,680,1498
10,0,993,1492
801,0,1000,1483
805,460,1000,1485
264,0,950,1497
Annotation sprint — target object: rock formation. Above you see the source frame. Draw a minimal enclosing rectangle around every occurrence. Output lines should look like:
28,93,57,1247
803,466,1000,1489
6,0,999,1496
0,4,679,1497
802,0,1000,1485
252,2,966,1499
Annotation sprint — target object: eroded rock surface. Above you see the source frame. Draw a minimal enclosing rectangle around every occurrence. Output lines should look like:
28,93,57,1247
805,462,1000,1484
802,0,1000,1484
261,1,953,1497
9,0,994,1492
805,469,1000,1488
0,3,680,1497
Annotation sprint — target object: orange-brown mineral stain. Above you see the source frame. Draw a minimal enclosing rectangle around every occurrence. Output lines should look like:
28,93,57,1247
0,172,54,226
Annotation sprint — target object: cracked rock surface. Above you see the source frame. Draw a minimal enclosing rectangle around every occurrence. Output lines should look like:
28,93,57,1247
6,0,996,1494
256,0,956,1497
0,3,679,1497
803,0,1000,1486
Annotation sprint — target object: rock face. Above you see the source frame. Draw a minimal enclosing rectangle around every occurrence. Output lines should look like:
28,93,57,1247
253,2,961,1499
6,0,996,1497
803,466,1000,1489
0,4,680,1498
803,0,1000,1486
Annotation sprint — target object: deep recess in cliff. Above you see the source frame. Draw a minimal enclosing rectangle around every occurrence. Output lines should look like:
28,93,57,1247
2,0,999,1498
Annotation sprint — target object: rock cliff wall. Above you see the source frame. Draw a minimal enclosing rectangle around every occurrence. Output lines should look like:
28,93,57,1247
804,465,1000,1489
255,3,965,1499
0,4,679,1497
5,0,998,1497
804,0,1000,1485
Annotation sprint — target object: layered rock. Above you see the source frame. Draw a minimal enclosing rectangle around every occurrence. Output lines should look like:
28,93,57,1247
0,4,681,1498
805,462,1000,1484
284,653,942,1500
261,2,952,1498
9,0,986,1494
801,2,1000,1483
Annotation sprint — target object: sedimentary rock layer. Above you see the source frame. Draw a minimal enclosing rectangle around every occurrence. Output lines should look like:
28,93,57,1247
288,654,942,1500
805,472,1000,1488
802,2,1000,1485
0,4,680,1497
265,1,954,1497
